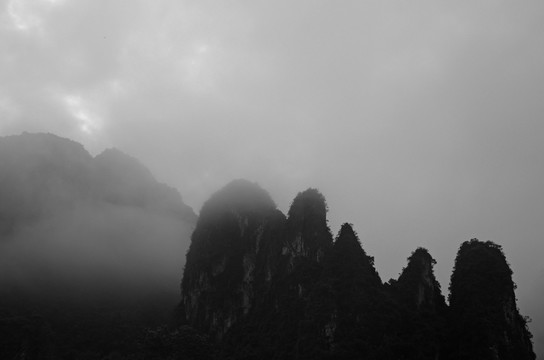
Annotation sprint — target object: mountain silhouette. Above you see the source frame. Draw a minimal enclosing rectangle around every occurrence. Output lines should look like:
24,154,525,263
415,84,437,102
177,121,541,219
180,180,535,359
0,135,535,359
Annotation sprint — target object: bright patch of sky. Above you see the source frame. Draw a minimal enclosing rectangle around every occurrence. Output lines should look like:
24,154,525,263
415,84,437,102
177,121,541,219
7,0,41,32
63,94,102,135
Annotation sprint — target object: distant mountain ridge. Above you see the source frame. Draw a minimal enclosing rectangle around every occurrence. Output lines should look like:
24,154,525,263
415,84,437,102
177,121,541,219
0,132,196,237
180,180,535,359
0,132,197,358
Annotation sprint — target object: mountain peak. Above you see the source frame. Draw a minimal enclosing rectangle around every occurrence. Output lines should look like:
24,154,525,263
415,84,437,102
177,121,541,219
393,247,446,311
334,223,361,249
329,223,381,286
199,179,276,221
180,184,536,359
448,239,535,359
287,187,327,221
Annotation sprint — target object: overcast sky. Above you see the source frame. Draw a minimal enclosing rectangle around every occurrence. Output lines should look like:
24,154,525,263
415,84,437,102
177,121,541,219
1,0,543,355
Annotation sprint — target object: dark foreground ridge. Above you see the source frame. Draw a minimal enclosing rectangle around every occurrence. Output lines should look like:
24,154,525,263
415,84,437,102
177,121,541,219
179,180,535,360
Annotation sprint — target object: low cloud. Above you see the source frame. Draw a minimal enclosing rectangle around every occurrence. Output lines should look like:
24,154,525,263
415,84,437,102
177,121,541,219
1,0,543,355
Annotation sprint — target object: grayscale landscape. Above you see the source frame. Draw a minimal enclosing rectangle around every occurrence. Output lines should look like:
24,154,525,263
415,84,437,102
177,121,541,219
0,1,542,359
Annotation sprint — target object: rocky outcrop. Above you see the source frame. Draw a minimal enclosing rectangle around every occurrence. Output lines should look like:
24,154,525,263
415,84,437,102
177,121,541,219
448,239,535,360
180,180,279,340
179,183,535,360
385,248,448,359
301,223,384,358
392,247,447,311
283,188,332,264
180,183,334,358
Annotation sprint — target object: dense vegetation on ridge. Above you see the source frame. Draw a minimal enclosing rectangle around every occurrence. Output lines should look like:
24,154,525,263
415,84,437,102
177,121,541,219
179,180,535,360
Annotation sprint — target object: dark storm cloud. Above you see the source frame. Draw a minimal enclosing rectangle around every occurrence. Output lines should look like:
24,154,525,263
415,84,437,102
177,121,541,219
1,0,543,355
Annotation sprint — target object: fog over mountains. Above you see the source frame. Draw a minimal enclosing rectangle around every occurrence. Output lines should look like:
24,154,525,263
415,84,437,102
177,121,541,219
2,1,544,357
179,179,535,359
0,133,539,359
0,133,196,357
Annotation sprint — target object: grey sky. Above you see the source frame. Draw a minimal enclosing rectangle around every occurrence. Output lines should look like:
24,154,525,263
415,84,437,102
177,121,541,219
1,0,543,355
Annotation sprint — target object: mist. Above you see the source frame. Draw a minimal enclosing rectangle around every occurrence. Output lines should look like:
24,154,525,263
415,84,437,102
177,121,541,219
0,202,192,295
1,0,543,357
0,133,195,295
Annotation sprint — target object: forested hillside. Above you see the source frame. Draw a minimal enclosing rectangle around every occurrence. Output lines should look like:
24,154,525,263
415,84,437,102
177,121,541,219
179,180,535,360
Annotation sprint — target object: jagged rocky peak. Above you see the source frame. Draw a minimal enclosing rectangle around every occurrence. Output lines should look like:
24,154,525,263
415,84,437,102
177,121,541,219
448,239,535,359
284,188,333,262
334,222,359,248
180,180,279,340
300,223,385,357
288,188,328,223
180,183,336,346
331,223,381,285
179,185,536,360
394,247,446,310
334,223,367,254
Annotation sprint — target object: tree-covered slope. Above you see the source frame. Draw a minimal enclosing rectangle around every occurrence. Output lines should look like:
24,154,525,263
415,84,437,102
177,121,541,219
180,184,536,360
448,239,535,360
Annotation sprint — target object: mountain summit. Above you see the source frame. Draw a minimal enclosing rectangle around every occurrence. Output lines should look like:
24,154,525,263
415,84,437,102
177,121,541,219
180,182,535,360
448,239,535,359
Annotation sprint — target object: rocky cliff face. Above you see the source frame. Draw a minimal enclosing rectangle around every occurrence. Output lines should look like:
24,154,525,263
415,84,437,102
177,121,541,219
392,248,447,312
300,223,385,358
283,188,332,264
385,248,448,359
448,239,535,360
180,182,334,358
180,183,535,360
180,179,279,340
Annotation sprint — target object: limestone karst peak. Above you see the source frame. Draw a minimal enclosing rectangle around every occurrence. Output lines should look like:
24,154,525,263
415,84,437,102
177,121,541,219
198,179,276,222
179,184,535,359
287,187,328,222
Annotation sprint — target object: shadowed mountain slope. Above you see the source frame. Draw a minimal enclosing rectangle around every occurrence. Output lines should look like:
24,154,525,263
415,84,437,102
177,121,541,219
448,239,535,360
180,182,535,360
